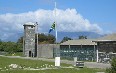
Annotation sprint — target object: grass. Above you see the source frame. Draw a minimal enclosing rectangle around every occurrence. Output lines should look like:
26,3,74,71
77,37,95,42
0,68,103,73
5,52,23,56
0,56,105,73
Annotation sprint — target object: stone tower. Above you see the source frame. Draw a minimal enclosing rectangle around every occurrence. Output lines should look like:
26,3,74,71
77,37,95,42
23,22,36,57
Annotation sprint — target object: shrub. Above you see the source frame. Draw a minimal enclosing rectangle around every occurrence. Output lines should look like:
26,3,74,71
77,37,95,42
106,58,116,73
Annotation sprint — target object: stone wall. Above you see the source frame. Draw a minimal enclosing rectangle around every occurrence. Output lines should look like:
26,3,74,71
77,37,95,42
37,44,60,58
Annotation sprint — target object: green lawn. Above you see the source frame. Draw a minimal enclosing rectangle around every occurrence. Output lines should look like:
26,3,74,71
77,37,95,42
0,56,105,73
5,52,23,56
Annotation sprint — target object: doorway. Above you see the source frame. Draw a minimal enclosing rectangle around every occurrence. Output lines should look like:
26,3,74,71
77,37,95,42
29,51,32,57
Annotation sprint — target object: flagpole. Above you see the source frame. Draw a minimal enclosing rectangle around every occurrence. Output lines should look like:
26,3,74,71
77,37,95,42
55,2,57,43
54,2,60,67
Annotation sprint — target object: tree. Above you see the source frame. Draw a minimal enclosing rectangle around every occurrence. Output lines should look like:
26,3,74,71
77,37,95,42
37,33,55,44
17,36,23,52
16,43,23,52
1,41,18,54
47,34,55,44
0,39,2,44
60,36,72,43
17,36,23,44
79,35,87,39
0,39,3,51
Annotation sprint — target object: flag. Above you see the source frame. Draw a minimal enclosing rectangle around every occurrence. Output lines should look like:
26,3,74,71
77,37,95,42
49,22,55,33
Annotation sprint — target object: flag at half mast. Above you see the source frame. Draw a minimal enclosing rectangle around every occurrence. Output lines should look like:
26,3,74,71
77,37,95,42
49,22,55,33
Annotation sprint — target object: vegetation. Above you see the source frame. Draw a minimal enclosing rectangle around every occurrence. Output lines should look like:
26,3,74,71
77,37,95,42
37,33,55,44
5,52,23,56
0,41,22,54
106,58,116,73
60,36,72,43
79,36,87,39
0,56,105,73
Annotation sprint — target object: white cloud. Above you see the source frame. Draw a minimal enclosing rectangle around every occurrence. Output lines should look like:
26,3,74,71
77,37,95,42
55,9,102,33
0,8,102,41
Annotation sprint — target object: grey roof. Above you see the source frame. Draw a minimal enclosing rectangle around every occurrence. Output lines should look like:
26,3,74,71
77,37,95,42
93,33,116,42
61,39,97,45
61,33,116,45
23,22,35,26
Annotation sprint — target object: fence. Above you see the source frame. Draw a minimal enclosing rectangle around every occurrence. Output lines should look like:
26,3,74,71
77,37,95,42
60,48,96,61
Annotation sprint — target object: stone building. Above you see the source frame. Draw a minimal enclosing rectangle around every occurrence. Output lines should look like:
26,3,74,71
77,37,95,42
93,34,116,63
60,39,97,61
23,22,59,58
23,22,36,57
60,34,116,62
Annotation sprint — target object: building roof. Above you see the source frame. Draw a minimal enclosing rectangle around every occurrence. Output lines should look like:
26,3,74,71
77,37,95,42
93,33,116,42
61,33,116,45
23,22,35,26
61,39,97,45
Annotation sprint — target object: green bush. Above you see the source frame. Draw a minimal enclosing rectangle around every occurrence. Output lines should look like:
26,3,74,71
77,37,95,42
0,41,23,54
106,58,116,73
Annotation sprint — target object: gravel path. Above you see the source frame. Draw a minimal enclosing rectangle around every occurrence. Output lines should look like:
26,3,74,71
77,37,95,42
0,55,111,69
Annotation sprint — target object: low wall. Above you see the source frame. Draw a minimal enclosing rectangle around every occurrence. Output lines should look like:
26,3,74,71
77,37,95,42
38,44,60,58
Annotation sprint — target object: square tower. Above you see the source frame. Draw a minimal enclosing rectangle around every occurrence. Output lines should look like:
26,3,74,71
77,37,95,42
23,22,36,57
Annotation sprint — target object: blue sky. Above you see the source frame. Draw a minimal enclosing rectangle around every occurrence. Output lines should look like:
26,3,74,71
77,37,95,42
0,0,116,22
0,0,116,41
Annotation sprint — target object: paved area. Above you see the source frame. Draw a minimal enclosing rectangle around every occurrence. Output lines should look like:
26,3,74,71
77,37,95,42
0,55,111,69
